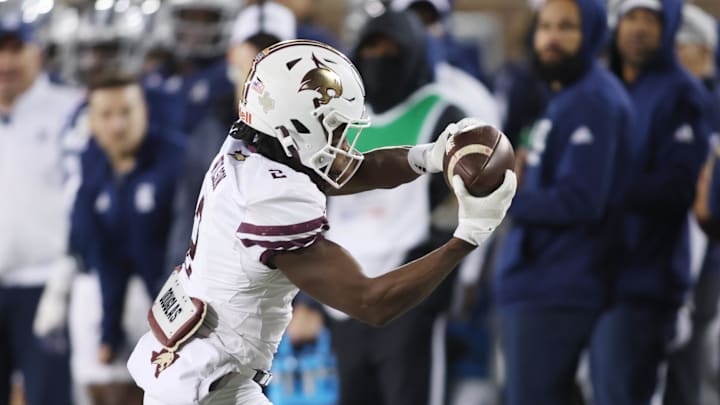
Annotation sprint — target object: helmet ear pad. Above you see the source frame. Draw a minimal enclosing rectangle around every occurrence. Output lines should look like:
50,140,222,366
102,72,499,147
238,40,371,189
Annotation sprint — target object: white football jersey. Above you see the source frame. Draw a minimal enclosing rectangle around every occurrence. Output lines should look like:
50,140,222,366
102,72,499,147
179,136,328,370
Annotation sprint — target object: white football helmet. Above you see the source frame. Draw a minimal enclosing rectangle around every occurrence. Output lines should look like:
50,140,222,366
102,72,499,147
239,40,371,189
166,0,241,58
74,21,142,83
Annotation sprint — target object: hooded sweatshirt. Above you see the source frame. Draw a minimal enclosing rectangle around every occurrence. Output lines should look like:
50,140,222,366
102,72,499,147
352,10,433,114
324,11,464,320
494,0,635,310
609,0,710,307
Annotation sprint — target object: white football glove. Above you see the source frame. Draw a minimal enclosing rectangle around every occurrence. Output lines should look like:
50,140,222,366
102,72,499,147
407,117,491,175
33,257,77,338
453,170,517,246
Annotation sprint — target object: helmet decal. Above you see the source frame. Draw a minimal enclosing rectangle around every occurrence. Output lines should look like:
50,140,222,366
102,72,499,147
299,54,344,108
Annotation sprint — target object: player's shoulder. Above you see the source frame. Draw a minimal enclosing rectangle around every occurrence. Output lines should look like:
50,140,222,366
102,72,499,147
244,154,325,207
233,151,329,265
221,139,325,208
231,146,328,257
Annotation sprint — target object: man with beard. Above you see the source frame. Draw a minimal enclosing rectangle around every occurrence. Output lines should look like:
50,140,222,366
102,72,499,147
601,0,710,403
323,10,466,405
493,0,633,404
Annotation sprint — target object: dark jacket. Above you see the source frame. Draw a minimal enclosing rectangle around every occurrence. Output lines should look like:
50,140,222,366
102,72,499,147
70,129,186,347
494,0,634,310
609,0,711,307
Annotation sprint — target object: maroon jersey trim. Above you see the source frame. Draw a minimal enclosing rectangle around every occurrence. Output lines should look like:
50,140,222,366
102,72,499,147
237,216,328,237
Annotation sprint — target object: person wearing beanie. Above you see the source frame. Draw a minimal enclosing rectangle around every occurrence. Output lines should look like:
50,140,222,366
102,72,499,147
665,6,720,404
676,4,718,89
602,0,712,403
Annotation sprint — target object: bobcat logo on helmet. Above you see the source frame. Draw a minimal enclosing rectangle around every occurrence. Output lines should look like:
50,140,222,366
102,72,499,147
299,54,344,108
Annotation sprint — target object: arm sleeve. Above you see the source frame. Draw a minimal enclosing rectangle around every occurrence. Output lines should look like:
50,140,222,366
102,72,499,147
98,260,131,348
70,177,130,348
624,94,710,215
236,182,328,268
709,152,720,220
68,168,100,270
510,101,622,226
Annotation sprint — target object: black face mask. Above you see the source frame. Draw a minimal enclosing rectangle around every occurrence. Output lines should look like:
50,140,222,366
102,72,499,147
357,54,411,113
531,47,587,87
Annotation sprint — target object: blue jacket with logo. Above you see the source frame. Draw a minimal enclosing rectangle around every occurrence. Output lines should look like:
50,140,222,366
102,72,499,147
69,129,186,347
608,0,710,307
494,0,634,310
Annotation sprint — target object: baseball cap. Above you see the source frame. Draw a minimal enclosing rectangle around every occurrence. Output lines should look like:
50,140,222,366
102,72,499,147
677,4,718,49
617,0,662,17
0,12,36,43
230,2,296,46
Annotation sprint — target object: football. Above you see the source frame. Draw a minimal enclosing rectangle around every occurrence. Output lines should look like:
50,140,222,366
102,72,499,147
443,124,515,197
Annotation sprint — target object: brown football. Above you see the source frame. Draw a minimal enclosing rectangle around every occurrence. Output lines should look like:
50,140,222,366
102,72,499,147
443,124,515,197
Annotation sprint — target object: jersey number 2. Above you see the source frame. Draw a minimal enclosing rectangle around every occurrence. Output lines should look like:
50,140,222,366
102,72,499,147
269,169,286,179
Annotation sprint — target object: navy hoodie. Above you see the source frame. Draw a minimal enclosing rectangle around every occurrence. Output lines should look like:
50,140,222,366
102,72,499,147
703,79,720,223
609,0,710,307
70,129,186,348
494,0,634,310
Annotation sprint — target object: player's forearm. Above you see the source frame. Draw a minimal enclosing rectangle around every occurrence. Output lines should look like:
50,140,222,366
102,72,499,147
331,147,420,195
361,238,473,326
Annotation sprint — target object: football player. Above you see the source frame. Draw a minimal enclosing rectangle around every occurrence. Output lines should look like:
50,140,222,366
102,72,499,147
128,39,516,405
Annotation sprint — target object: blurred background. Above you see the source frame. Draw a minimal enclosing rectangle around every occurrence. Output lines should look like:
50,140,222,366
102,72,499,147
2,0,720,405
